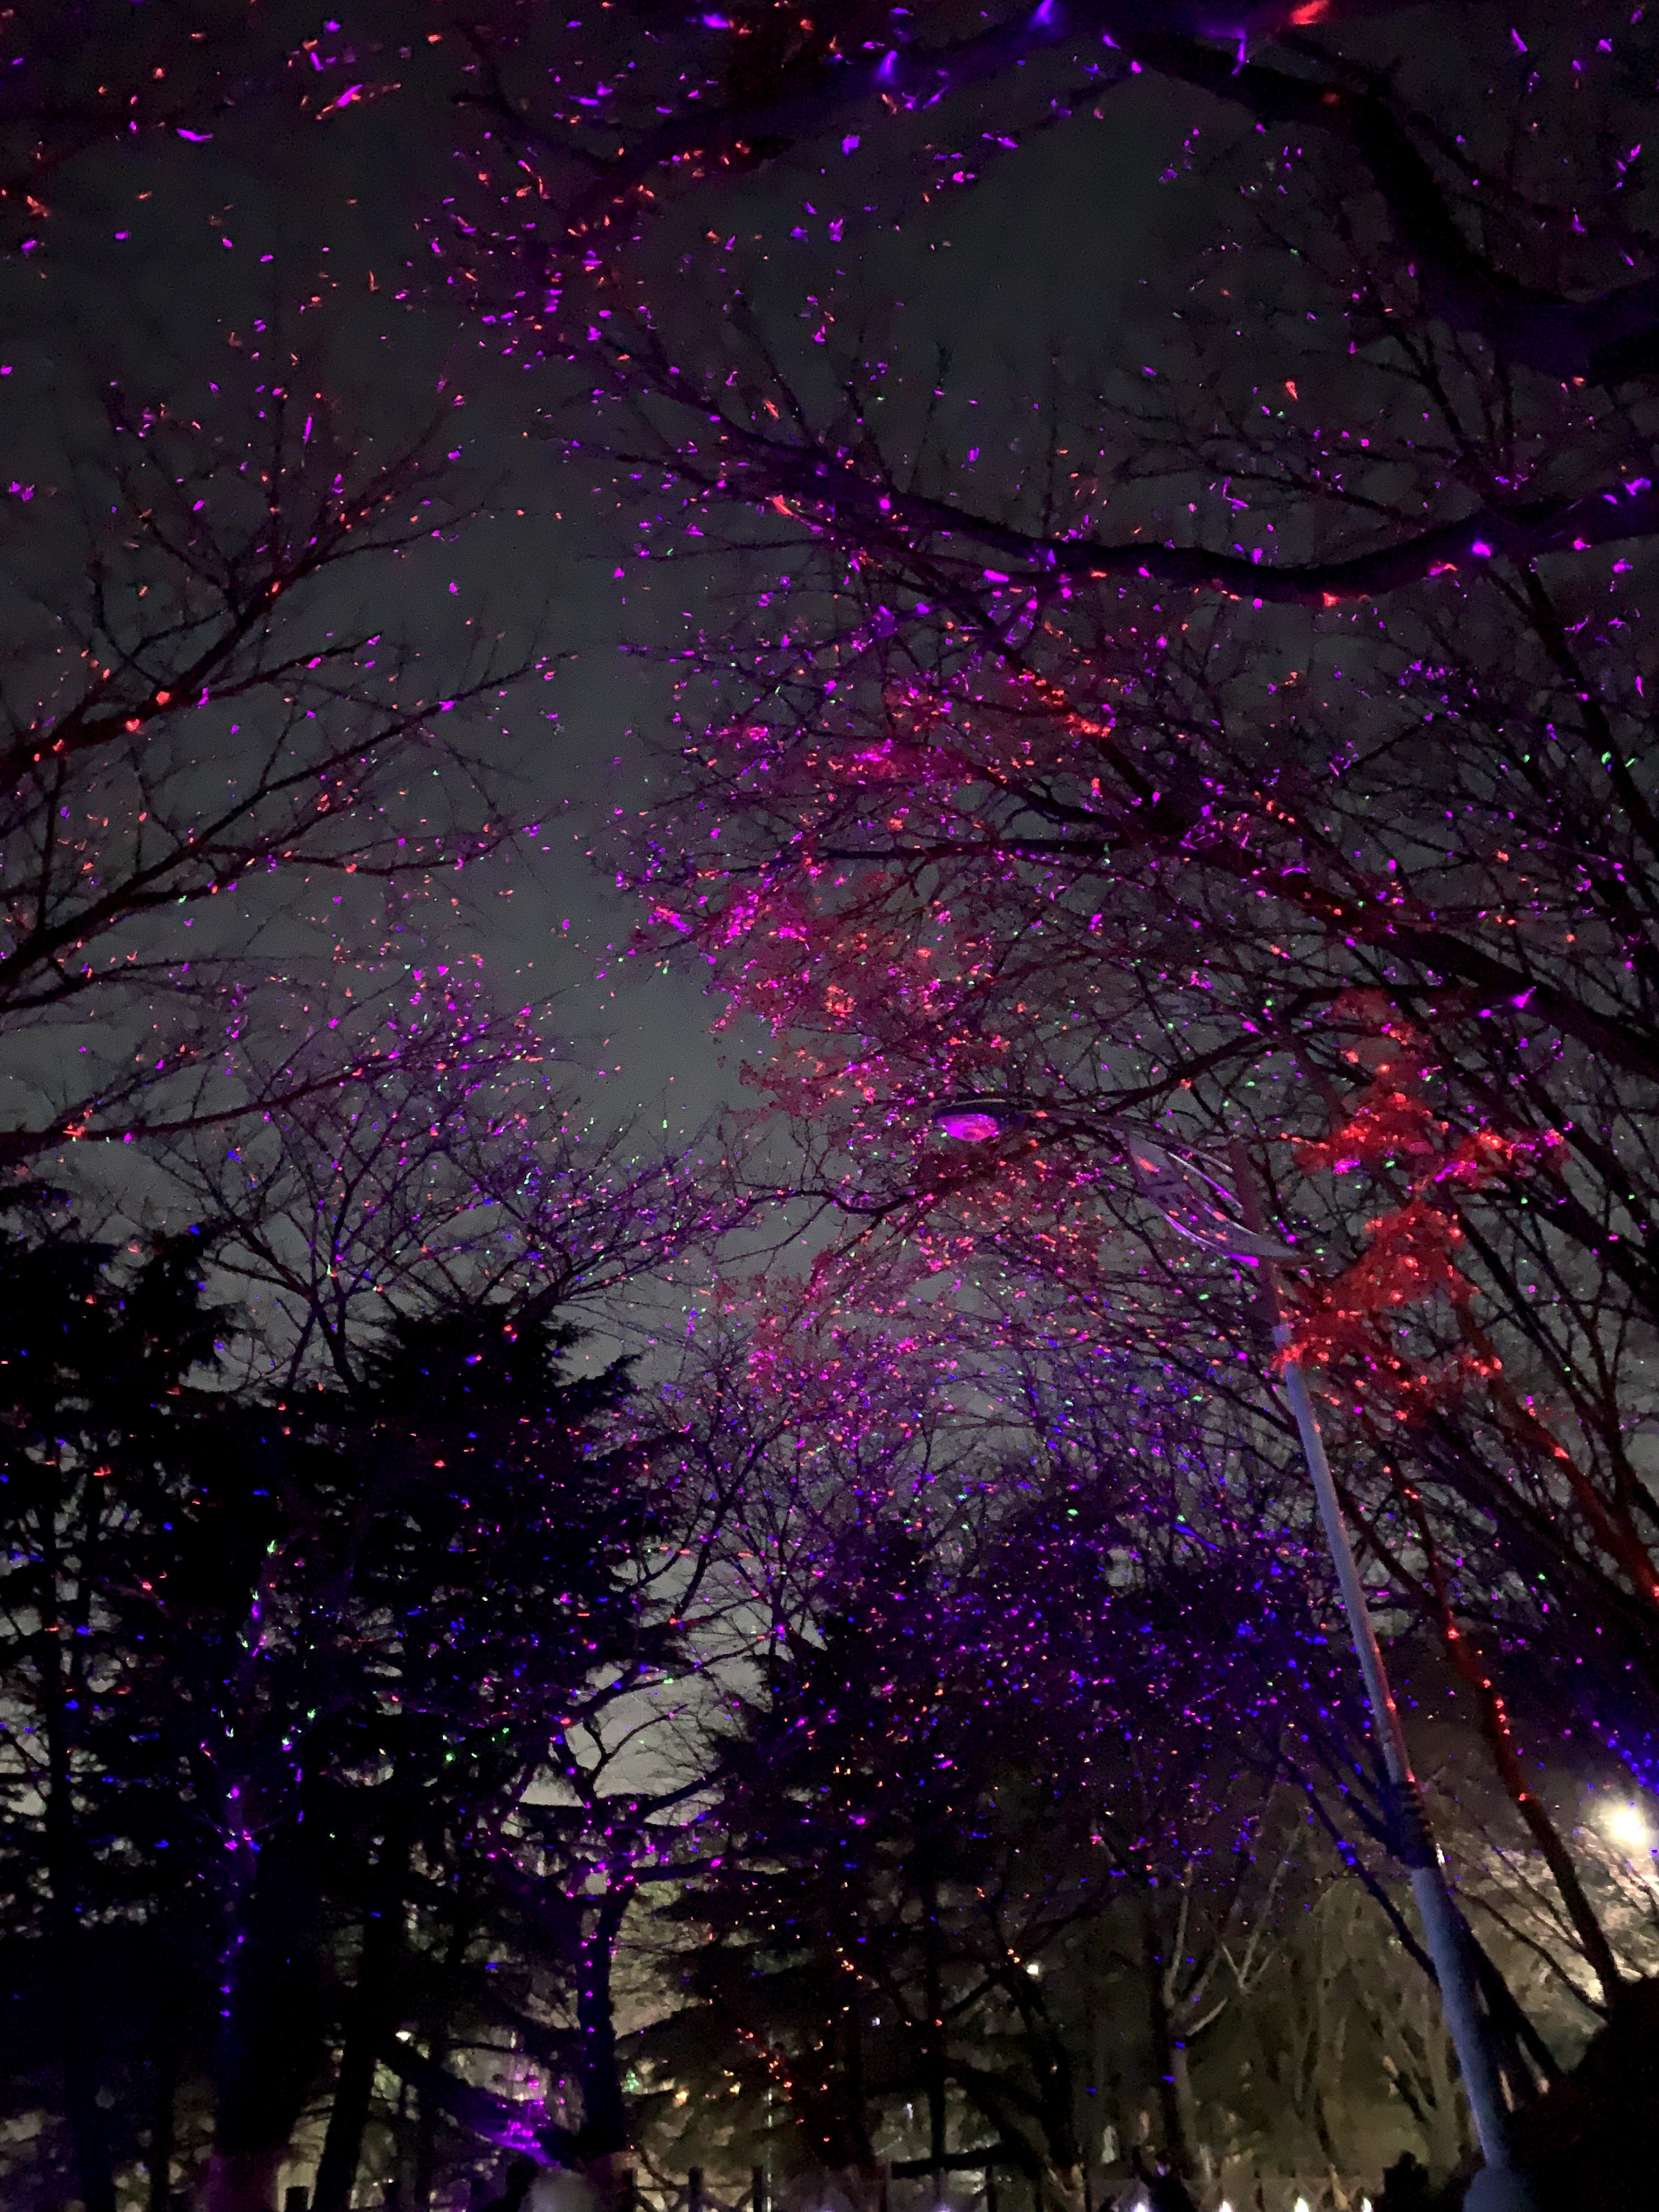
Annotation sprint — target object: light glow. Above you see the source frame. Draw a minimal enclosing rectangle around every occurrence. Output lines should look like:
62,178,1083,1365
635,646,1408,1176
1602,1800,1655,1854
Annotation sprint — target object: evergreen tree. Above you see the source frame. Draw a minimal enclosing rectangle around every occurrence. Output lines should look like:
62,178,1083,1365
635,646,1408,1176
0,1204,227,2212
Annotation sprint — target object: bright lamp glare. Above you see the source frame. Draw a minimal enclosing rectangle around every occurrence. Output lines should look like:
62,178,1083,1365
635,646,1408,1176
935,1110,1003,1143
1602,1801,1655,1854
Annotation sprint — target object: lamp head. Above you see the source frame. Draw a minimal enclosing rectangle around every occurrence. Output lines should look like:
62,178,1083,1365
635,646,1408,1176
930,1094,1032,1143
1602,1800,1654,1855
933,1108,1007,1143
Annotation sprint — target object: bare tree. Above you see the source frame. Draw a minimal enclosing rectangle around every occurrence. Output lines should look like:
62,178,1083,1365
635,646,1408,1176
0,336,533,1168
0,1,293,250
521,3,1659,2015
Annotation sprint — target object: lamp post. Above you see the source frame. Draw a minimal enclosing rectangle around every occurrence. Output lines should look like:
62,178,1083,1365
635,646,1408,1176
928,1096,1538,2212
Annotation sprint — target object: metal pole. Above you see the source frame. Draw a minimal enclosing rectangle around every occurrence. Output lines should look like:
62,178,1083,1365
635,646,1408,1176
1227,1149,1536,2212
1278,1348,1536,2211
932,1101,1541,2207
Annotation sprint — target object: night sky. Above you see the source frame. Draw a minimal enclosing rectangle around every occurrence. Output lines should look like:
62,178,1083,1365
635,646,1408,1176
0,5,1198,1160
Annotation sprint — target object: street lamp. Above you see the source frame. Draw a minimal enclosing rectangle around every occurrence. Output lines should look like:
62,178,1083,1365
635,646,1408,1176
928,1094,1539,2212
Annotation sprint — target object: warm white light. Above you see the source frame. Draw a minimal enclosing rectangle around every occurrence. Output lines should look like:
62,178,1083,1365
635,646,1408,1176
1025,1959,1042,1978
1602,1800,1655,1854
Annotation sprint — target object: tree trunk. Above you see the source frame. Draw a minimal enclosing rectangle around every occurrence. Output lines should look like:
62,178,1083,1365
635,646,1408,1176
1140,1898,1192,2178
838,1990,874,2172
41,1516,117,2212
413,2078,439,2212
313,1998,385,2212
917,1843,947,2192
61,2047,117,2212
414,1893,476,2210
577,1883,635,2159
1407,1493,1626,2008
204,2148,286,2212
207,1841,326,2212
586,2151,639,2212
313,1831,413,2212
780,2166,885,2212
924,1945,947,2189
1036,2163,1086,2212
574,1882,638,2212
1169,2046,1203,2180
148,2036,179,2212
